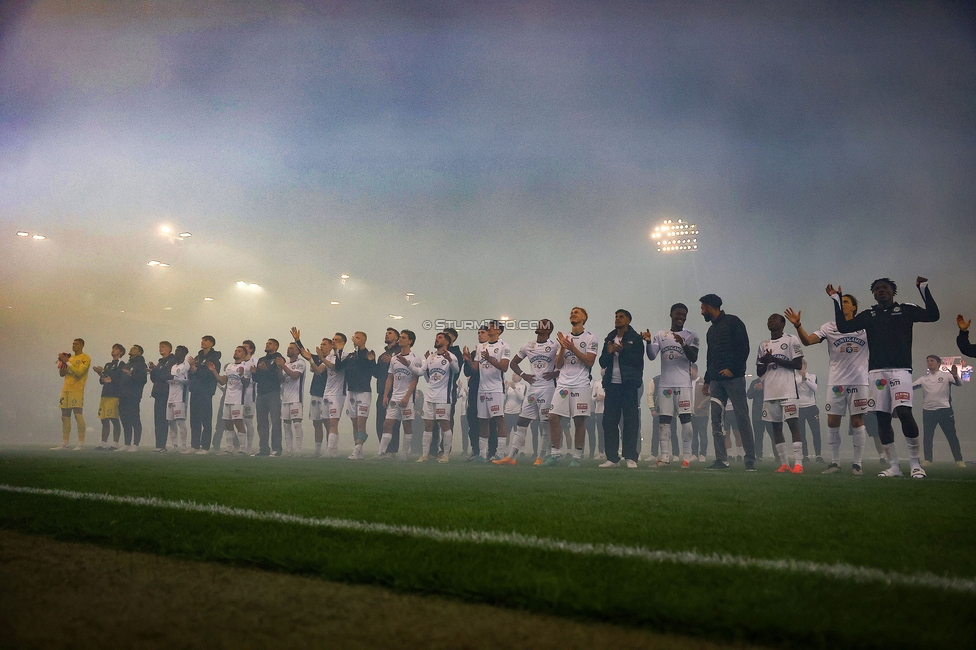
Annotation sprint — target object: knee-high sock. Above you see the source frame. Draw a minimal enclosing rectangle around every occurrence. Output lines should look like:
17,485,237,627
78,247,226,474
775,442,789,465
441,429,453,456
827,427,841,464
658,423,672,461
540,425,551,457
509,426,527,458
327,432,338,453
883,442,899,470
232,426,245,451
62,417,71,444
168,421,178,447
75,413,86,444
283,423,293,452
905,436,920,470
378,432,392,454
400,433,412,456
177,420,188,448
496,436,508,458
422,431,432,456
792,441,803,467
292,421,304,452
851,426,866,466
680,421,693,460
244,417,255,452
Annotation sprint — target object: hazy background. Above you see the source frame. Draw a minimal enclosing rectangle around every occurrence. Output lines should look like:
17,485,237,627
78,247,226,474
2,1,974,458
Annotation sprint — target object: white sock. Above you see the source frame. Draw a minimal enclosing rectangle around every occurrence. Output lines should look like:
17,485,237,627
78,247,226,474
792,441,804,467
658,423,671,462
327,433,338,452
354,442,364,457
235,428,246,451
496,436,508,458
906,437,921,470
680,421,693,460
378,433,392,454
550,445,561,458
851,426,866,466
884,442,899,470
244,417,255,452
540,427,551,456
401,433,412,456
479,443,487,458
775,442,789,465
422,431,432,456
167,421,177,447
441,430,453,456
828,427,841,464
510,427,527,458
572,447,582,460
315,441,322,455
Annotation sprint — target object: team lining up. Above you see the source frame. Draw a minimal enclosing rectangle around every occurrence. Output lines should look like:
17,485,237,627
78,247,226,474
53,278,974,477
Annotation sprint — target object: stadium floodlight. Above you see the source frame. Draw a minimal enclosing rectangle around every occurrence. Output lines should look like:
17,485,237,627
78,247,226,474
389,314,404,320
248,283,259,289
204,297,214,301
16,231,29,237
236,280,247,287
32,234,46,240
147,260,162,266
330,301,340,305
340,274,350,279
650,218,700,253
178,232,192,238
160,226,172,234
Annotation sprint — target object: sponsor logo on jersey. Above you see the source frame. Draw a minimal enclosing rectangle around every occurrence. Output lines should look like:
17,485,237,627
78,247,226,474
854,399,868,408
847,387,859,394
663,388,673,397
559,389,569,398
490,404,501,413
480,395,485,402
888,379,901,387
875,379,887,389
678,400,691,409
784,404,797,416
570,391,580,398
526,394,536,404
577,403,588,412
895,391,910,401
832,385,844,394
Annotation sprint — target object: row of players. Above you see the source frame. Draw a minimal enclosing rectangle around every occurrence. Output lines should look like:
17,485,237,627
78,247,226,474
55,276,974,476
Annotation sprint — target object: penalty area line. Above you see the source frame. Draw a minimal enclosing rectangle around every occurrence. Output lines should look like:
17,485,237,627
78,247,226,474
1,483,974,595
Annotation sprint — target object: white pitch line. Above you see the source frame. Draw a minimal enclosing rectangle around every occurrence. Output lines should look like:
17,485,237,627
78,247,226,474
2,483,974,595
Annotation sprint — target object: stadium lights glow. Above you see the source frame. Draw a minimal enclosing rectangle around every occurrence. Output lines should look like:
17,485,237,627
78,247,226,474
330,301,340,305
178,232,191,238
405,292,415,297
204,297,214,301
163,306,173,311
248,283,260,289
651,218,700,253
160,226,172,234
340,274,350,279
236,281,247,287
16,231,29,237
32,234,46,240
389,314,404,320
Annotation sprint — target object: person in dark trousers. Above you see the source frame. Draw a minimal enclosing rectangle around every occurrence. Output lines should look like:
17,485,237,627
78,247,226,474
747,376,769,461
118,344,147,450
252,338,284,456
699,294,756,471
187,335,221,451
93,343,126,450
830,277,939,478
913,355,964,466
148,341,176,452
598,309,644,468
463,327,490,459
958,314,976,357
429,327,464,458
373,328,402,453
690,364,709,460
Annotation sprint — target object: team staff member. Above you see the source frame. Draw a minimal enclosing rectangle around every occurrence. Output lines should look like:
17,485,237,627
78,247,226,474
252,339,284,457
598,309,644,468
148,341,176,451
187,335,221,451
118,345,148,451
912,355,964,467
699,294,757,471
53,338,91,450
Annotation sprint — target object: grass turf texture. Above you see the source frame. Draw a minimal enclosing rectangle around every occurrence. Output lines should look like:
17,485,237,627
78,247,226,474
1,448,974,649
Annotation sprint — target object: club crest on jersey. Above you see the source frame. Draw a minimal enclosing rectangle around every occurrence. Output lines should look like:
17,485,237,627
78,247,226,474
938,377,944,383
545,346,551,352
875,379,887,389
559,389,569,398
780,342,788,350
824,404,831,412
762,409,768,418
867,399,876,408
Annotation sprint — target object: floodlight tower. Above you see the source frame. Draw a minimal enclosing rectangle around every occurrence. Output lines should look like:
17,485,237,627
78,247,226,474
650,219,699,253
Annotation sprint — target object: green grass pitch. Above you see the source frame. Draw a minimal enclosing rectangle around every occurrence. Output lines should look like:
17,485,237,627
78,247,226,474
1,448,974,649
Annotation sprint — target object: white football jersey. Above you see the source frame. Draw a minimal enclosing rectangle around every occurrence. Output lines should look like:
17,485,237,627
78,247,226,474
280,358,307,404
422,350,459,404
645,328,699,388
223,361,248,404
241,357,257,404
757,334,803,401
812,321,869,387
167,360,190,403
517,339,558,388
388,351,423,401
477,339,511,394
323,350,346,397
556,331,599,389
